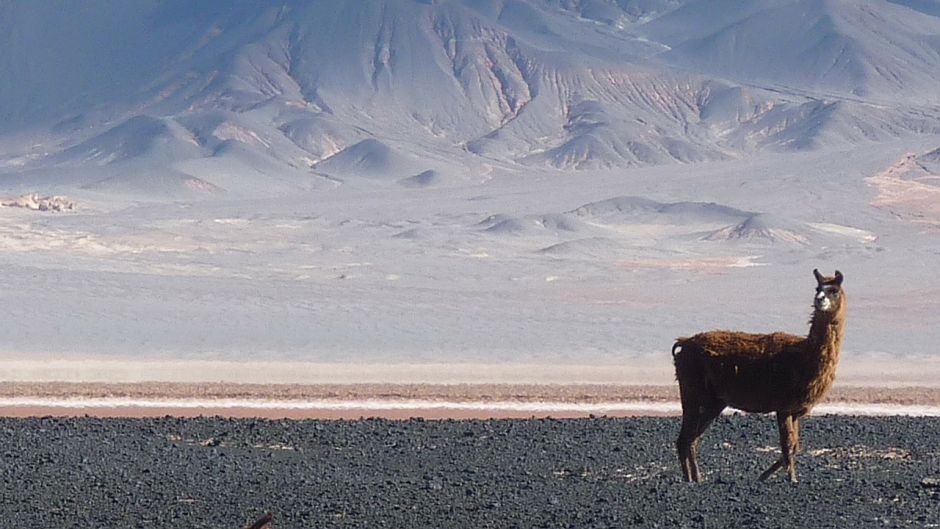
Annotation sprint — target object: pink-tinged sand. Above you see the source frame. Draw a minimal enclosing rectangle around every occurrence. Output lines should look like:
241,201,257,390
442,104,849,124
1,382,939,419
2,358,939,419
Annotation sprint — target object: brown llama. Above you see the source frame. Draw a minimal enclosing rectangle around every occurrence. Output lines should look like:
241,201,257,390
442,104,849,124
672,269,846,483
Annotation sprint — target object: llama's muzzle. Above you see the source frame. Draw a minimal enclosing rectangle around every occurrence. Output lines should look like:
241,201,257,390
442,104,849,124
815,292,831,311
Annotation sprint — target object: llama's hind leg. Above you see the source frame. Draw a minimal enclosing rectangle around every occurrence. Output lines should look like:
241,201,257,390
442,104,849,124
676,400,725,482
759,412,800,482
677,413,696,482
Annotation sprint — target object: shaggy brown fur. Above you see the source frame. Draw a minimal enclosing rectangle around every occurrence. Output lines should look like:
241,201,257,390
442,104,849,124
673,269,846,482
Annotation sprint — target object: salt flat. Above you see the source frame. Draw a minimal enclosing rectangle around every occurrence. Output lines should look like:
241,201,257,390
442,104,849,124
2,139,940,383
3,140,940,376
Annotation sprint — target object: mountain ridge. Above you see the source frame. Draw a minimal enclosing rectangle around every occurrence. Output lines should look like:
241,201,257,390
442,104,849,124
2,0,940,197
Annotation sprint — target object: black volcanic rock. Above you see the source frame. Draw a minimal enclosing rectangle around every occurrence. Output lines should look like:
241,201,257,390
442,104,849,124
0,415,938,528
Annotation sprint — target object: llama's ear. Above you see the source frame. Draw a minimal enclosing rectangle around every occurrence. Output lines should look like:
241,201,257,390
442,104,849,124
813,268,823,283
834,270,843,285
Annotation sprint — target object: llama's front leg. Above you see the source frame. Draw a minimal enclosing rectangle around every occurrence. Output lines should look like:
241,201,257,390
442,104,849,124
786,416,801,482
760,413,799,482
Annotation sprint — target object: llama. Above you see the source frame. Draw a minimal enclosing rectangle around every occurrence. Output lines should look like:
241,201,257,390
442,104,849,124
672,269,846,483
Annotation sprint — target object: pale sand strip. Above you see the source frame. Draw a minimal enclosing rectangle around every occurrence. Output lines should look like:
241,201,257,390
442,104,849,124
2,397,940,420
0,405,649,420
0,398,682,420
0,381,680,402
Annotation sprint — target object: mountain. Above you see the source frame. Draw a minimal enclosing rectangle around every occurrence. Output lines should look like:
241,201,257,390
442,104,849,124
2,0,940,197
644,0,940,101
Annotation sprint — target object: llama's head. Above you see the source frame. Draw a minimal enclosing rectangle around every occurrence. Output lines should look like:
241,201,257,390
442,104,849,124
813,269,844,314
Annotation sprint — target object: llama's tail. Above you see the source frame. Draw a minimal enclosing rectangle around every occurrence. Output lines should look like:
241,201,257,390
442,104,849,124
671,338,688,359
672,337,703,369
672,339,692,380
671,339,688,363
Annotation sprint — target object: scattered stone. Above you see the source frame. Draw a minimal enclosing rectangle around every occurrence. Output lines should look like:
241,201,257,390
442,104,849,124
921,477,940,489
0,193,75,212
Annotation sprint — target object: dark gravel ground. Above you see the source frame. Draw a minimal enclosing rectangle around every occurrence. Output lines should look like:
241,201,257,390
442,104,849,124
1,415,938,528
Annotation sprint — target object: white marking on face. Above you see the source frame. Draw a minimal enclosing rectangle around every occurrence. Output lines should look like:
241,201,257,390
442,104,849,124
815,286,837,311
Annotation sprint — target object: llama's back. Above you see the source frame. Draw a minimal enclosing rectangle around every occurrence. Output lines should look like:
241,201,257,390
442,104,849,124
673,331,814,413
675,331,804,361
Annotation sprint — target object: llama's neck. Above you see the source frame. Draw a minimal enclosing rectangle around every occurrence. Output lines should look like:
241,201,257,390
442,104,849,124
803,304,846,400
807,307,845,362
